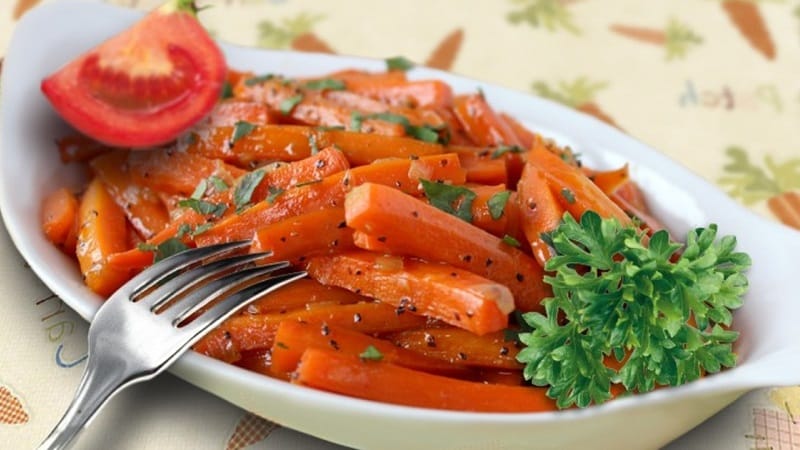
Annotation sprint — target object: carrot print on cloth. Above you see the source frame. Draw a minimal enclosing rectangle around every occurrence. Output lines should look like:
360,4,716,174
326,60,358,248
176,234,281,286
225,412,280,450
0,385,29,425
506,0,581,34
256,13,335,53
610,18,702,60
719,147,800,229
721,0,776,60
425,28,464,70
532,78,620,128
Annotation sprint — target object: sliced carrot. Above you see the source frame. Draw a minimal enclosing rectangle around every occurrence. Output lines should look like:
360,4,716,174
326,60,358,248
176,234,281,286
323,90,445,128
56,134,109,163
249,146,351,202
584,165,630,196
500,113,536,149
517,162,564,267
612,192,666,233
127,148,245,197
351,230,391,253
453,94,521,147
528,145,631,225
76,178,132,296
317,68,407,84
234,349,277,378
468,184,513,238
343,79,453,109
203,100,275,127
41,187,79,251
251,208,355,265
307,251,513,335
194,154,465,246
243,277,365,315
270,321,469,376
614,180,649,212
90,151,170,239
385,327,522,370
294,348,556,412
187,124,445,167
345,183,548,312
194,301,427,363
453,146,508,185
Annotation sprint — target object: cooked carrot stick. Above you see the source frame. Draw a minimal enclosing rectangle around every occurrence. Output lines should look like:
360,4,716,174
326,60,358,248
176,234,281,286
194,301,428,362
307,251,513,335
316,69,407,84
517,162,564,267
614,180,649,212
584,165,630,196
528,145,632,225
56,134,109,163
243,277,365,315
248,146,351,203
270,321,469,376
41,187,79,252
500,113,536,149
351,230,391,253
323,90,445,128
453,146,508,185
76,178,132,296
202,100,275,127
194,154,465,246
186,124,445,167
453,94,522,147
385,327,523,370
251,208,355,265
611,192,665,233
294,348,556,412
345,183,548,312
468,184,514,238
343,79,453,109
127,148,245,197
90,151,170,239
234,349,277,378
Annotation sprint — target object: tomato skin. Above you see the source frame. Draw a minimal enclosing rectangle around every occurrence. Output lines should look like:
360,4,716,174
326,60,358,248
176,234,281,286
41,2,226,148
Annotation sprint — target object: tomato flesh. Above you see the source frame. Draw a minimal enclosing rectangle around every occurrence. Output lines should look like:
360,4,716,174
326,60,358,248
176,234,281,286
41,1,226,148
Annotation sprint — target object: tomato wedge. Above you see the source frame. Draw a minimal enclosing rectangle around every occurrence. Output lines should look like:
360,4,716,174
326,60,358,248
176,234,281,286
41,0,226,148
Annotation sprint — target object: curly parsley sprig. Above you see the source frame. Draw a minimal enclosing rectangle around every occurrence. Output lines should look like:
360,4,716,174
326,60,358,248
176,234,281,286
516,211,751,409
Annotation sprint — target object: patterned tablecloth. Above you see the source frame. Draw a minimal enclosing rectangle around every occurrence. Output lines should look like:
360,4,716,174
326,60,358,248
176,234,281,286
1,0,799,448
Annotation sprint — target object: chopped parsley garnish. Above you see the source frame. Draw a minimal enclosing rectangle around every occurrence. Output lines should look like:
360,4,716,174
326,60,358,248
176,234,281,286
359,345,384,361
279,94,304,115
244,74,274,86
233,169,266,212
178,198,227,217
305,78,346,91
220,81,234,99
487,191,511,220
190,179,207,199
208,176,229,192
560,188,576,204
501,234,521,247
420,179,476,223
316,125,346,131
137,238,189,263
491,145,525,159
294,179,323,188
308,134,319,155
266,186,285,204
350,112,443,143
231,121,256,144
386,56,414,71
516,211,751,409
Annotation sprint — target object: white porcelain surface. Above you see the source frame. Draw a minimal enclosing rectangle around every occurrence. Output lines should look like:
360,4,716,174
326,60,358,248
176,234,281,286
2,2,800,449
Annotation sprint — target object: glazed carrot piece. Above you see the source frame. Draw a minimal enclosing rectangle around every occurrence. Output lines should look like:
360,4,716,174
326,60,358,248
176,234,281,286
528,145,632,226
202,100,275,127
249,146,351,203
127,148,245,197
453,146,508,185
500,113,536,149
90,151,171,239
307,251,513,335
56,134,109,163
76,178,132,296
186,124,445,167
517,162,564,267
434,107,475,146
584,165,630,196
235,349,276,378
323,90,445,128
469,184,514,238
345,183,548,312
270,321,470,376
243,278,365,315
316,68,407,84
41,187,79,252
614,180,649,212
385,327,523,370
194,154,465,246
343,79,453,109
251,208,355,265
294,348,556,412
351,230,391,253
611,192,666,233
194,301,428,362
452,94,522,147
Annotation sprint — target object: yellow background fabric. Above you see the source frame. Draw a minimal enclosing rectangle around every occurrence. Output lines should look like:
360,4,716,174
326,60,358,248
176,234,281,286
1,0,798,448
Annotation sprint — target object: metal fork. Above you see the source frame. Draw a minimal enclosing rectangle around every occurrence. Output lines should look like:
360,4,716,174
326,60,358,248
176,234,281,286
38,240,305,450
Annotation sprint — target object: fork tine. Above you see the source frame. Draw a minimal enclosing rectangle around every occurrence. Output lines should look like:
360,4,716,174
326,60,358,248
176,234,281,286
137,253,286,310
126,240,253,297
178,271,307,340
158,264,288,323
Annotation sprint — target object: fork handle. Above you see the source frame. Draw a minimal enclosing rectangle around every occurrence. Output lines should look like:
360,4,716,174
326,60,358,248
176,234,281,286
38,354,129,450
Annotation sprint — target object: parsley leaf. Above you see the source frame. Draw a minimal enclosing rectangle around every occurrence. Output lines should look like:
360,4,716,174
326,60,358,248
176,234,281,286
220,81,234,99
191,179,208,200
280,94,304,115
231,121,256,144
266,186,285,204
491,145,525,159
138,238,189,263
386,56,414,71
305,78,346,91
359,345,384,361
487,191,511,220
502,234,521,247
420,179,476,222
244,74,274,86
349,112,444,143
560,188,576,204
208,176,229,192
178,198,227,217
234,169,266,212
516,211,751,409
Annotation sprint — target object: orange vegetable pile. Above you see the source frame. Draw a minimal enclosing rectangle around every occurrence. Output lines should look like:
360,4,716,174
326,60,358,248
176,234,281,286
42,65,661,412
